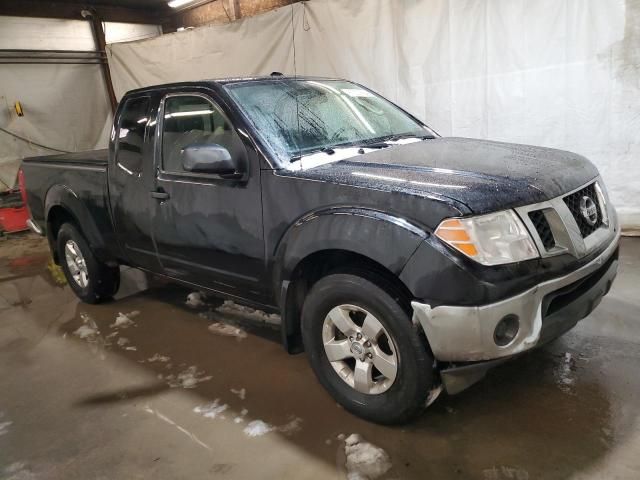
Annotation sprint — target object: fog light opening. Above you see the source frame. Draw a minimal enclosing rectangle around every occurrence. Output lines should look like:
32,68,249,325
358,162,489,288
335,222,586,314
494,314,520,347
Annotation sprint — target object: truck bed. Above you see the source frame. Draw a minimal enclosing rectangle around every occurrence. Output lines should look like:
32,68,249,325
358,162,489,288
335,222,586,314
21,148,119,264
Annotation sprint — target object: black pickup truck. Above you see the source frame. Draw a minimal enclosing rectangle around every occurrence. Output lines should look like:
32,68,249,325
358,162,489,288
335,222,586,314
21,77,620,424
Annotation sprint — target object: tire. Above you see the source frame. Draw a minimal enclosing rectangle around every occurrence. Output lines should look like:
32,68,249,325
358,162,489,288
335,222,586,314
301,272,434,424
57,223,120,304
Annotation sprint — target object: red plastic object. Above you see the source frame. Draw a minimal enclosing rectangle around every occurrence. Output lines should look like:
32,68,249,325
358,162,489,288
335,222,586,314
0,205,29,233
0,170,30,233
18,168,28,205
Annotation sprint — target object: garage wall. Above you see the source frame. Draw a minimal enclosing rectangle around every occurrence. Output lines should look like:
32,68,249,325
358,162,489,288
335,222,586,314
0,16,159,190
107,5,296,95
108,0,640,229
298,0,640,230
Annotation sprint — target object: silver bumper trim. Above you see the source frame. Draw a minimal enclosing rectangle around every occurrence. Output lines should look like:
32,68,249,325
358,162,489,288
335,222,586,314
27,219,43,235
412,228,621,362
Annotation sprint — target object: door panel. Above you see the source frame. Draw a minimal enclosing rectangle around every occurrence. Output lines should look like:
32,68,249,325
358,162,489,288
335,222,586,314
108,95,163,272
151,92,266,299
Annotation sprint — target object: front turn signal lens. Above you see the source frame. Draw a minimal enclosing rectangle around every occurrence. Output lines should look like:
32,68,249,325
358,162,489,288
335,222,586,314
435,210,539,266
435,219,479,257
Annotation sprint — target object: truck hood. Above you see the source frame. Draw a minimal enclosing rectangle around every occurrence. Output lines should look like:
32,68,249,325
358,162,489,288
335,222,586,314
286,137,599,215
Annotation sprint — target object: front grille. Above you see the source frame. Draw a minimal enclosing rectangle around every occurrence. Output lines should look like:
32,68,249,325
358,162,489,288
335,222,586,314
528,210,555,250
563,183,602,238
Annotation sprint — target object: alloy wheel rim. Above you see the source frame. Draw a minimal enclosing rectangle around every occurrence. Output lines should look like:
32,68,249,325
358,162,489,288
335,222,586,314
322,304,398,395
64,240,89,288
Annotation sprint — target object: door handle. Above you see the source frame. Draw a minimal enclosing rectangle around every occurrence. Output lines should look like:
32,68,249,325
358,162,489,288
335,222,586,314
150,190,170,200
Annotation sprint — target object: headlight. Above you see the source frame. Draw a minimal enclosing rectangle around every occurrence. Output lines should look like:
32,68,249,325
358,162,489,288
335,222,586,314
594,181,609,227
435,210,539,266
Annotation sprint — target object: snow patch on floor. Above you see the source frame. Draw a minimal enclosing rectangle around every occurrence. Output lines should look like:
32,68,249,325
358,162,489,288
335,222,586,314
217,300,281,325
148,354,170,363
233,408,249,424
0,420,12,436
243,419,274,437
116,337,137,351
111,310,140,329
73,312,100,339
194,400,229,419
3,461,35,480
239,415,302,437
230,387,246,400
344,433,392,480
207,322,247,339
277,416,303,435
163,366,212,389
186,292,206,308
73,324,98,339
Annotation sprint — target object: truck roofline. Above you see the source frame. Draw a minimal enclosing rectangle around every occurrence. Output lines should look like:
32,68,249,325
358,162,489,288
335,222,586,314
123,76,347,97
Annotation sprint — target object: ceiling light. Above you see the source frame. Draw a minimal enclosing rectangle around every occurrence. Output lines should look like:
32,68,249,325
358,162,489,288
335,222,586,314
167,0,198,9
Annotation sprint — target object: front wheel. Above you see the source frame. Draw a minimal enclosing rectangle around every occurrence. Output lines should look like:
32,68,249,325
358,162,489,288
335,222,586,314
57,223,119,304
301,273,434,424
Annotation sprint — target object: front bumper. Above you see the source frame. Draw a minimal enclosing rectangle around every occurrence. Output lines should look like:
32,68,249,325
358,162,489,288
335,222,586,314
412,229,620,367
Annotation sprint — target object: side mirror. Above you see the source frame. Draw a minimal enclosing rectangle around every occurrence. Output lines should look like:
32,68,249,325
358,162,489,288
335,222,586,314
181,143,238,175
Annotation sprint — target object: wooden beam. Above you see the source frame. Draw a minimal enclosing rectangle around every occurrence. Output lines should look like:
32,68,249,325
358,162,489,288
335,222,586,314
168,0,296,30
0,1,166,24
87,14,118,113
227,0,240,20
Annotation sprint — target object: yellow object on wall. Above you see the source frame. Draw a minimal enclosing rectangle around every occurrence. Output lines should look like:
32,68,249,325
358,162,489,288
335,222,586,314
14,101,24,117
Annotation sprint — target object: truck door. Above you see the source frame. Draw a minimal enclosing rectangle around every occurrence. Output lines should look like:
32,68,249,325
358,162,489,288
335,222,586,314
150,91,266,301
108,94,163,273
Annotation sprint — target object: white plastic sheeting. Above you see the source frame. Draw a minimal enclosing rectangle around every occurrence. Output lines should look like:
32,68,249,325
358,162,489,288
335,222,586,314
106,1,639,229
0,64,113,187
0,17,159,190
108,6,296,95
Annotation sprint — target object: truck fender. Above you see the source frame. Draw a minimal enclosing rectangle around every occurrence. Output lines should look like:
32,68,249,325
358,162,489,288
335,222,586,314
274,207,429,352
44,184,110,263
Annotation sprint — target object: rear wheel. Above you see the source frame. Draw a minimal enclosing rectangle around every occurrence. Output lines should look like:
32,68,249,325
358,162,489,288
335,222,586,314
301,272,434,424
57,223,119,303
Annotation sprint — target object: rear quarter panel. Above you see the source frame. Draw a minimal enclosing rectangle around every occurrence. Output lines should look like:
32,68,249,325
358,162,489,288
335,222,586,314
22,151,121,263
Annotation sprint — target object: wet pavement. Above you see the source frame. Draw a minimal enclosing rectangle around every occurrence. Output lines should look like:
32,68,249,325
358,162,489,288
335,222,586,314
1,232,640,479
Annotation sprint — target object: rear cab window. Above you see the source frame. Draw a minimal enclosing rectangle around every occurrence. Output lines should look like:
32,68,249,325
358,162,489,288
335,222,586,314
116,96,151,175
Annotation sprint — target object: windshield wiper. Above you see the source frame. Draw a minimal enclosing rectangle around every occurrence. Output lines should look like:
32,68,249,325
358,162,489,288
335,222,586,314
288,133,435,162
356,142,390,153
384,133,436,142
354,134,433,153
290,146,336,163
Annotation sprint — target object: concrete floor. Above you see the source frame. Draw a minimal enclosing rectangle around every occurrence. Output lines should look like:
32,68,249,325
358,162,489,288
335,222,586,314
1,232,639,480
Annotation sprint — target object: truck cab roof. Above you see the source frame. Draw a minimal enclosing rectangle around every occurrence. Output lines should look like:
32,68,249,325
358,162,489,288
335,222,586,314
124,76,344,96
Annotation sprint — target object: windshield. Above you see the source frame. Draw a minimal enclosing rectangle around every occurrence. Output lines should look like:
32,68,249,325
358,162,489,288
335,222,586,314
225,79,434,164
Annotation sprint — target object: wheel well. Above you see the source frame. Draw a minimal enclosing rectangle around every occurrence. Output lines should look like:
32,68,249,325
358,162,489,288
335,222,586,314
46,206,79,264
282,249,415,353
